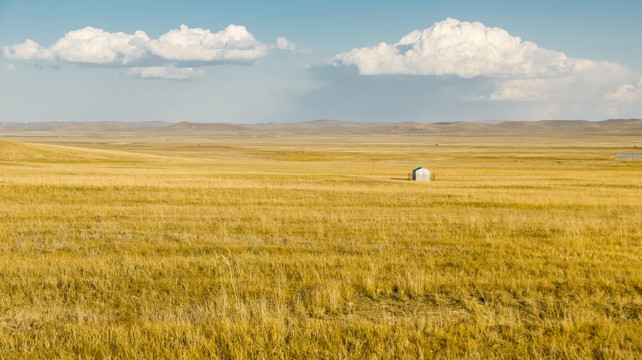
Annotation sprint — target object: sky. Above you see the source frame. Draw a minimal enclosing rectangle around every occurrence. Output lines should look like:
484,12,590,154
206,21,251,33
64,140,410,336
1,0,641,123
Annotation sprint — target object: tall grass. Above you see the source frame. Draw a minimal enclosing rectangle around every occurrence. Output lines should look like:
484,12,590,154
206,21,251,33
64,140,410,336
0,136,640,359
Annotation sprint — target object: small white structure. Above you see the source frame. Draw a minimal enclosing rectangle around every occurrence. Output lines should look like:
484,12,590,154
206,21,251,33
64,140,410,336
412,167,431,181
615,153,642,160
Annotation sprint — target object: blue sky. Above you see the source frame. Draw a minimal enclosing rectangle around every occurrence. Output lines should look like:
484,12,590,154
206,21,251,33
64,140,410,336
1,0,641,123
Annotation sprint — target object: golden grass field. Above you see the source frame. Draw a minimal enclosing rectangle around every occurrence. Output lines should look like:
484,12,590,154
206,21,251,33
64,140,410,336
0,133,640,359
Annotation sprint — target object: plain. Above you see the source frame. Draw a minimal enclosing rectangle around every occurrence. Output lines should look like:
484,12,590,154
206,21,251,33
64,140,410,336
0,133,640,359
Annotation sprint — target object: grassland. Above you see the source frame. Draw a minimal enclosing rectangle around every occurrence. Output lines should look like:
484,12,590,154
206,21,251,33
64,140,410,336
0,134,640,359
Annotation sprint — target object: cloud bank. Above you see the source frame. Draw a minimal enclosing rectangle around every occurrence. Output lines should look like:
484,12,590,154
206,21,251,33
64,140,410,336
3,24,292,79
327,18,642,119
148,25,268,63
334,18,569,78
127,66,204,80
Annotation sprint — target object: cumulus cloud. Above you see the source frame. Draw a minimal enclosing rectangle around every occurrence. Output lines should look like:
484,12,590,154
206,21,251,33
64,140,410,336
602,79,642,102
127,66,204,80
148,24,268,63
4,39,53,61
275,37,296,51
333,18,569,78
490,79,550,101
502,59,634,101
49,27,151,64
325,18,642,118
3,24,293,78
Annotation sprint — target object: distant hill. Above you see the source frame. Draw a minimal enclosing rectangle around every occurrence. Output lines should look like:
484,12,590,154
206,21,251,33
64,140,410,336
1,119,641,138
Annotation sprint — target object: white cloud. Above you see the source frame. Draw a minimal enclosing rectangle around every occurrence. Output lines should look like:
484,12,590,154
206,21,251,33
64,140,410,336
275,37,296,51
4,39,53,61
148,24,268,63
491,59,637,102
3,24,291,78
490,79,550,101
4,25,272,65
6,64,16,71
50,27,151,64
333,18,569,78
127,66,204,80
602,79,642,102
327,18,642,118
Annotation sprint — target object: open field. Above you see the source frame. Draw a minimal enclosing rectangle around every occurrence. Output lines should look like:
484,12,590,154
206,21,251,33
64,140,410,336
0,129,641,358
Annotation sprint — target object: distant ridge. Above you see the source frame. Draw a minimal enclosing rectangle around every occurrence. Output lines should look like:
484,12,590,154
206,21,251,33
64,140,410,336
1,119,641,138
301,119,357,127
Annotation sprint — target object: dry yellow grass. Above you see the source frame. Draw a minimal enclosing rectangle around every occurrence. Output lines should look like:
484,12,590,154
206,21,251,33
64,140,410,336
0,135,640,359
